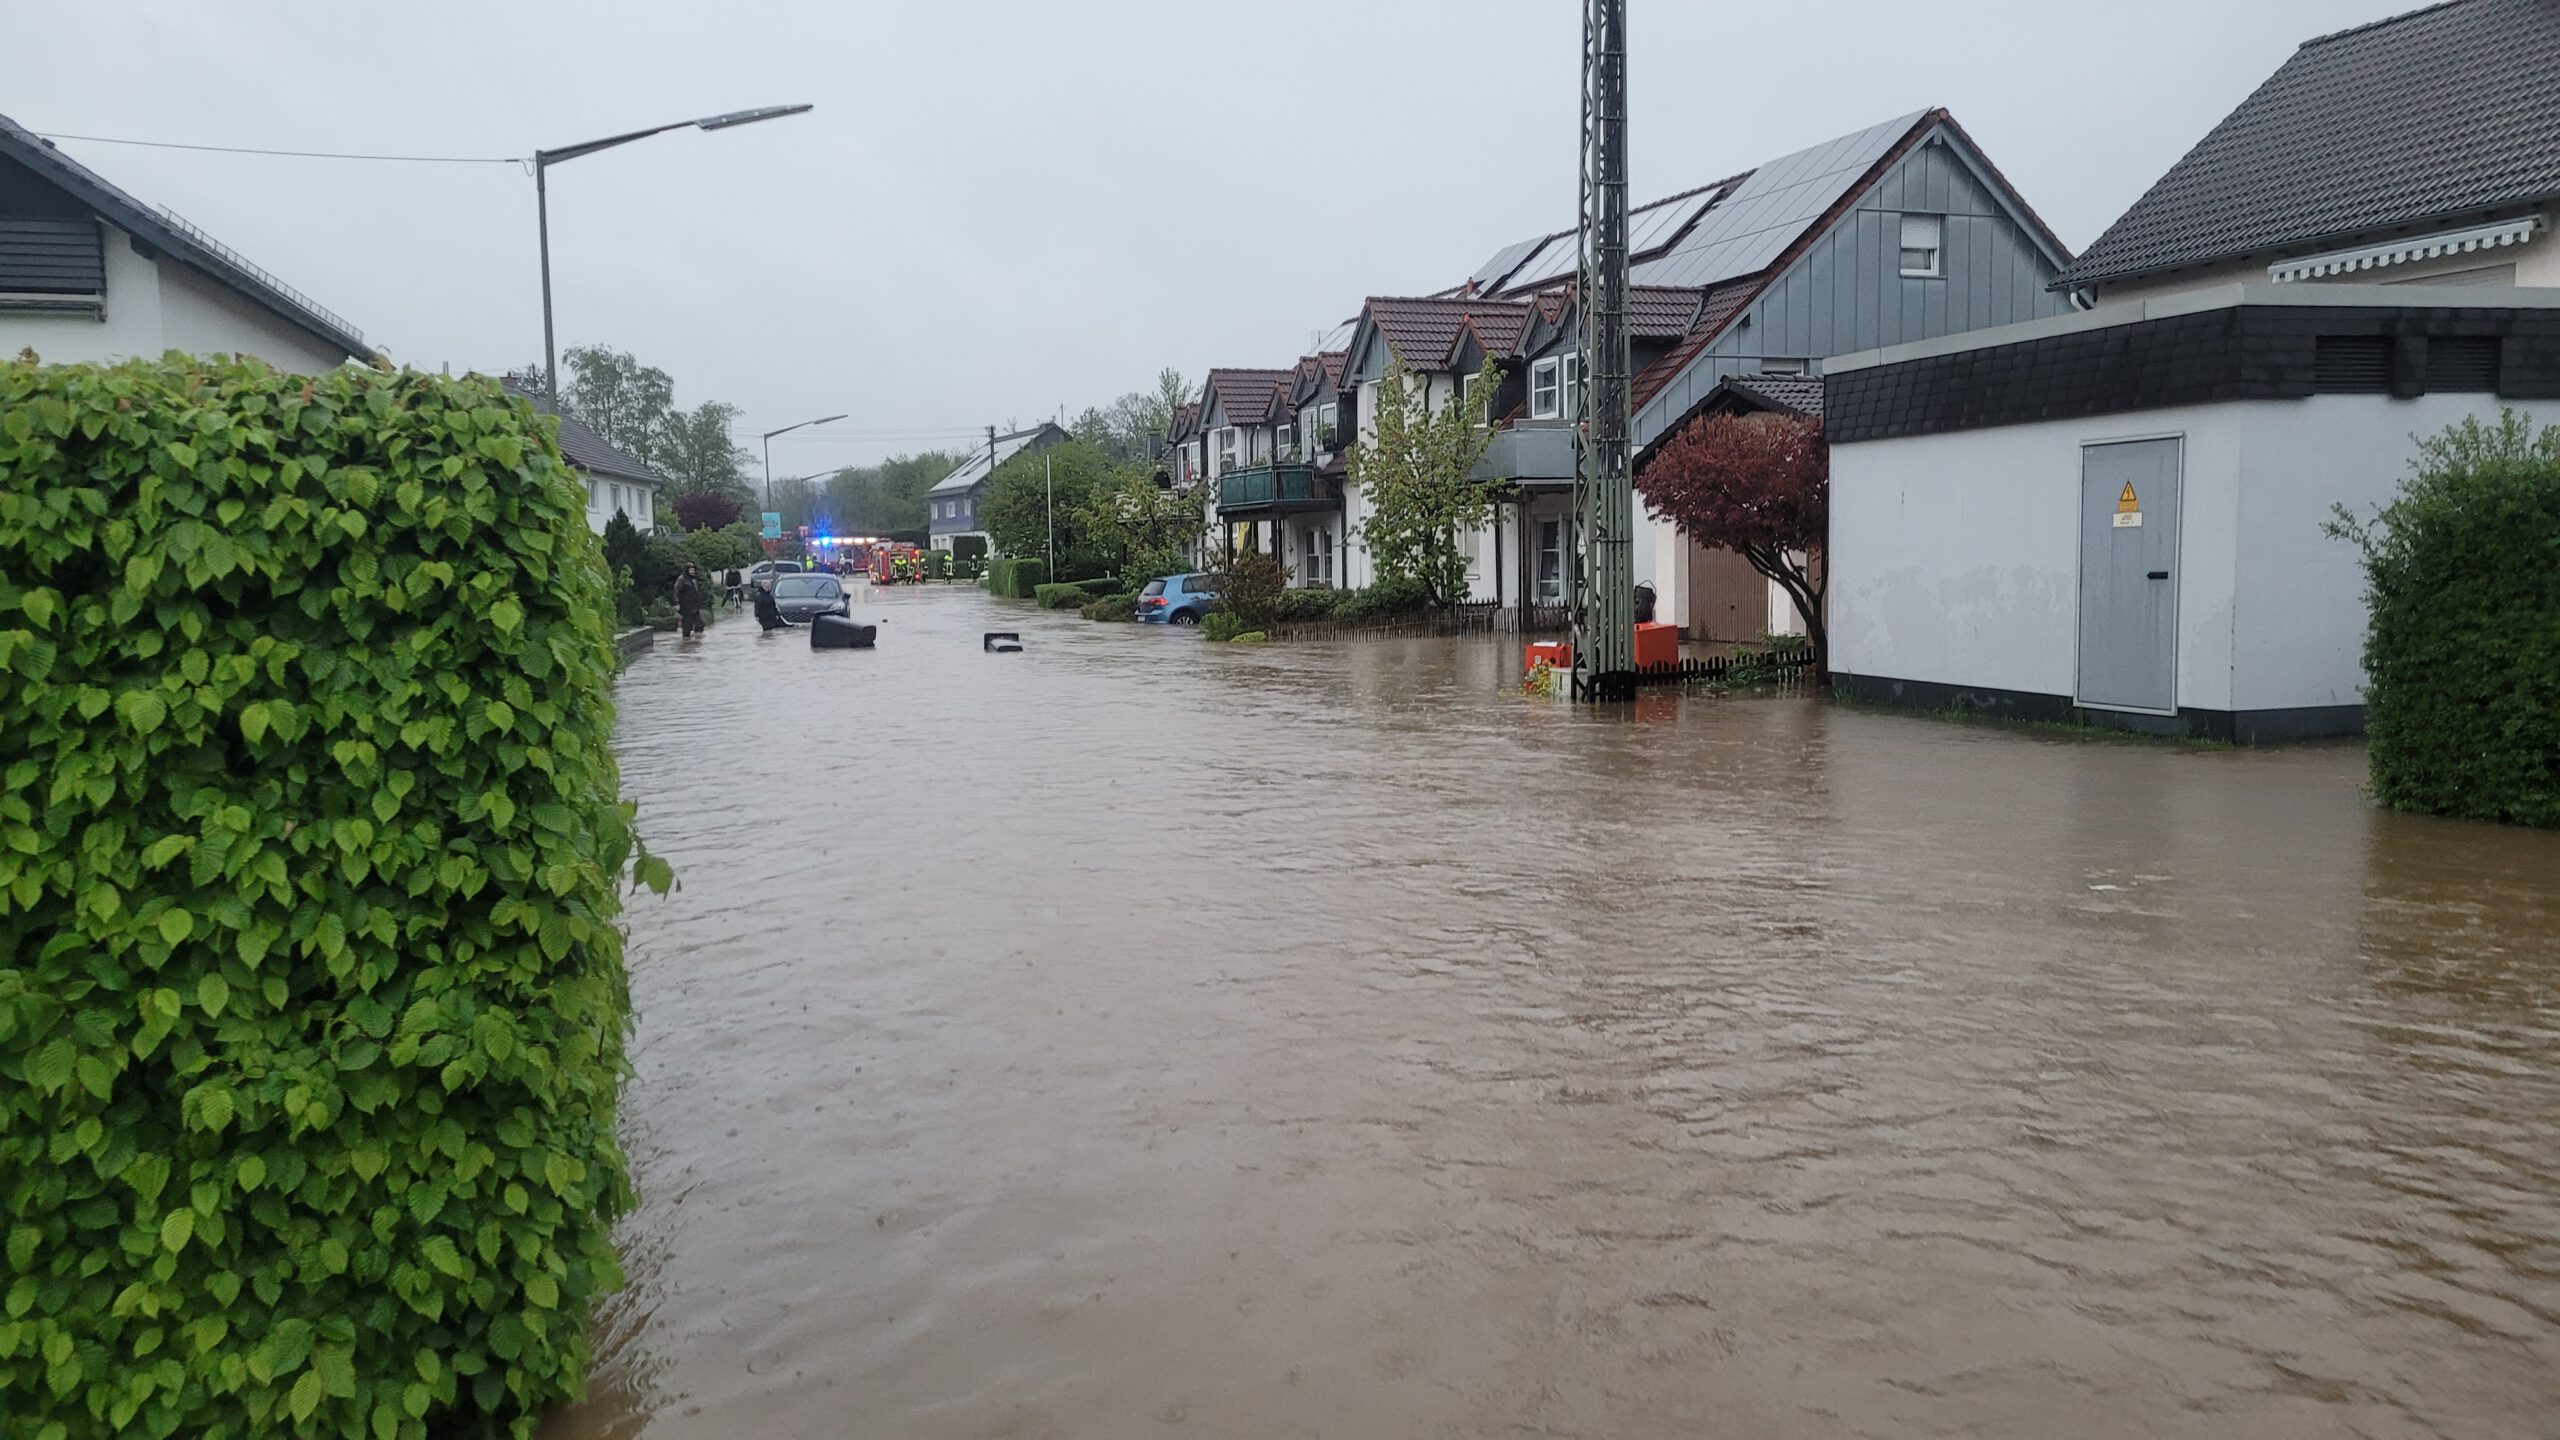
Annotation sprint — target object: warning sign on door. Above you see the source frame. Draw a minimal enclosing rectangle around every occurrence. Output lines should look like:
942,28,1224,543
2113,481,2143,528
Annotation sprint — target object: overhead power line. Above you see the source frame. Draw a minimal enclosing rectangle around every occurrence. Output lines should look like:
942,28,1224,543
34,131,522,166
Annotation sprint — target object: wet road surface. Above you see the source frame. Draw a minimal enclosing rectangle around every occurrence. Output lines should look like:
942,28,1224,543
548,582,2560,1440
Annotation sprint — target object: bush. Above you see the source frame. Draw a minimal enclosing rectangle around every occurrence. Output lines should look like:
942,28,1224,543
641,600,679,631
2333,409,2560,826
630,532,686,604
1229,630,1269,644
1332,575,1437,621
1201,611,1246,642
925,549,952,580
1078,593,1138,622
985,556,1048,599
0,357,660,1437
1273,589,1342,624
1207,548,1288,630
1033,582,1089,610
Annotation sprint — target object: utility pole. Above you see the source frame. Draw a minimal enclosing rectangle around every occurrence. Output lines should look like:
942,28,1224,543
1572,0,1635,698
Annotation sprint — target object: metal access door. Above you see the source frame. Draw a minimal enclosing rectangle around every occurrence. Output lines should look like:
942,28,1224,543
2076,438,2182,713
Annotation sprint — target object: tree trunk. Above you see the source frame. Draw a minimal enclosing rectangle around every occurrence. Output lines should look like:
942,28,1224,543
1741,543,1828,683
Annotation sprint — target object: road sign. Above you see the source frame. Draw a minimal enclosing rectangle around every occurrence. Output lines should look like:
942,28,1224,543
761,512,782,539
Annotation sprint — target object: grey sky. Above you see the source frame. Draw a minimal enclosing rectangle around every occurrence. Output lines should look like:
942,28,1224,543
17,1,2410,472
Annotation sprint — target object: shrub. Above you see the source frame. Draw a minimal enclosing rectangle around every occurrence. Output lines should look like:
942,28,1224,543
641,600,679,631
1201,611,1246,642
925,549,952,580
1032,582,1089,610
1272,589,1341,624
1332,575,1436,621
630,532,686,604
0,357,664,1437
2331,409,2560,827
986,556,1048,599
1078,593,1137,622
1207,548,1288,631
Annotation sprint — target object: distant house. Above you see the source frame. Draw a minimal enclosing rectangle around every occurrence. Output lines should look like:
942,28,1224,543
0,112,375,372
1676,373,1825,643
2055,0,2560,305
1341,107,2073,629
503,380,664,535
1201,359,1350,586
926,423,1069,558
1823,0,2560,742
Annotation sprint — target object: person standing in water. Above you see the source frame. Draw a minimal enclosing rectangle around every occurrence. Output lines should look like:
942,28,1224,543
673,564,706,639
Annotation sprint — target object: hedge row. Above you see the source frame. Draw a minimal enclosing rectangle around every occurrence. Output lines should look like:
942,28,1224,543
2345,410,2560,827
0,356,662,1437
985,557,1048,599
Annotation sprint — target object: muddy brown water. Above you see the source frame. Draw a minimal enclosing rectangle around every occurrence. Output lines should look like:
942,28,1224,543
546,583,2560,1440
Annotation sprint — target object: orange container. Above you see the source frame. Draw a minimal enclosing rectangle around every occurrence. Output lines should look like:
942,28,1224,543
1632,622,1679,669
1525,641,1572,670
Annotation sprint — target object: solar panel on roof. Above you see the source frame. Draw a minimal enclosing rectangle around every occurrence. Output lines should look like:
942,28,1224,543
1470,235,1545,289
1627,186,1721,258
1496,235,1578,294
1629,111,1922,290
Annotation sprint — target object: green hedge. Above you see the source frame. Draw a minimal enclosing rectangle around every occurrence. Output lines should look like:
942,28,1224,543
1077,594,1138,622
2342,410,2560,826
1031,582,1087,610
986,556,1048,599
0,356,663,1437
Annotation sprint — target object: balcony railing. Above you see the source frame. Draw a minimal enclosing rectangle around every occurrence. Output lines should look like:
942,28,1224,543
1217,462,1323,510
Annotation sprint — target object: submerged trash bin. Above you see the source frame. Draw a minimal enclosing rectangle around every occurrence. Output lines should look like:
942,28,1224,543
983,631,1023,653
810,615,876,649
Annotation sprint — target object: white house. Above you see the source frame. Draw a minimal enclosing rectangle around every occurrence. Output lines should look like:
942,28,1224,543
502,381,663,535
0,113,374,373
1823,0,2560,742
926,423,1068,557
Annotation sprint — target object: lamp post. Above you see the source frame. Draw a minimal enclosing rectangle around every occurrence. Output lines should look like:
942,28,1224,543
762,414,849,512
536,104,812,404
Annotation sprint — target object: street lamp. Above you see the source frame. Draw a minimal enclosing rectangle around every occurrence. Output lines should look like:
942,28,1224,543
762,414,849,510
535,104,812,404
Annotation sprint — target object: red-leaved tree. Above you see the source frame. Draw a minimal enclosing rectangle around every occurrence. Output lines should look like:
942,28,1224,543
670,490,743,532
1636,412,1829,673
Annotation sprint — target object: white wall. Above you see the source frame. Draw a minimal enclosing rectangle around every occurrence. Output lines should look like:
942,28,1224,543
156,262,350,373
0,222,164,364
1831,392,2533,714
2092,205,2560,306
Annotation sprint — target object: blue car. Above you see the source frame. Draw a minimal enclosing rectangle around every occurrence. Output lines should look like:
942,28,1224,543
1137,573,1218,625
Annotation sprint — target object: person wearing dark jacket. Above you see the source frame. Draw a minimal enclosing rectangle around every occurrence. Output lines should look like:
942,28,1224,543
673,565,706,638
751,579,787,631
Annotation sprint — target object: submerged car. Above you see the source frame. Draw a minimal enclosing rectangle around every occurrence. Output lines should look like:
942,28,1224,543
746,560,805,592
770,572,851,623
1137,573,1217,624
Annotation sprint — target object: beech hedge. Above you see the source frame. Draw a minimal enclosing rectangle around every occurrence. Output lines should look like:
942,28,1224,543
0,356,666,1437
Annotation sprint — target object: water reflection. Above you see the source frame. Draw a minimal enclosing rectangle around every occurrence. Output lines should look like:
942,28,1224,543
547,586,2560,1440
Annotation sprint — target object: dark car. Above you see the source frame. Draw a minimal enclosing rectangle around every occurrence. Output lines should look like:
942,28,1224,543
770,572,851,623
1137,573,1217,624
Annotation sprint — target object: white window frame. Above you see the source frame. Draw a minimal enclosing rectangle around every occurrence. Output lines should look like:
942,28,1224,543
1316,401,1338,450
1760,358,1807,376
1534,517,1564,603
1561,353,1582,421
1461,372,1488,429
1529,357,1561,419
1900,213,1944,278
1215,427,1238,473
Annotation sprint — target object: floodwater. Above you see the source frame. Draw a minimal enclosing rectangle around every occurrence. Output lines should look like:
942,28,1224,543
549,583,2560,1440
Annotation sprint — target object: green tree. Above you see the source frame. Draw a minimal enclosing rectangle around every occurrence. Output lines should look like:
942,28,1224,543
560,345,674,459
1351,358,1502,605
1083,466,1203,590
981,438,1129,579
655,400,755,505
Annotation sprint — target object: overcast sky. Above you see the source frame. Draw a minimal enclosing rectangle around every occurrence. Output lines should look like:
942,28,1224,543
16,0,2412,471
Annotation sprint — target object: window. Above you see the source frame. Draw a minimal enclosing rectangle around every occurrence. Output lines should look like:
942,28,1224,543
1215,427,1238,473
2313,335,2393,394
588,481,601,509
1461,372,1488,428
1760,358,1806,376
1316,402,1339,450
1561,353,1581,421
1900,214,1943,277
1530,358,1561,419
1534,518,1564,603
2425,336,2500,392
1305,526,1333,585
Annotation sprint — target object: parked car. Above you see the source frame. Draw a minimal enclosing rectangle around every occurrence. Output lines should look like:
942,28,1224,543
770,572,851,623
746,560,805,592
1137,573,1218,625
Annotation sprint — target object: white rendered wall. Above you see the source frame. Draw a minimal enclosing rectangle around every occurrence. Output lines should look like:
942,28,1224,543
155,262,350,374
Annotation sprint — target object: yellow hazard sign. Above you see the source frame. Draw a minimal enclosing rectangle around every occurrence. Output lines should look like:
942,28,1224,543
2117,482,2140,514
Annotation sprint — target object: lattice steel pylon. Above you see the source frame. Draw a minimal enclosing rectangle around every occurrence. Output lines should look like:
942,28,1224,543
1571,0,1634,699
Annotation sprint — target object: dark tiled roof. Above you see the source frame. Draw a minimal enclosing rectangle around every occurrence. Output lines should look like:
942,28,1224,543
1167,401,1200,442
1454,306,1531,361
1628,285,1704,340
1317,350,1348,387
1631,277,1761,410
502,381,664,487
1363,295,1535,368
2055,0,2560,289
0,111,376,362
1204,368,1294,426
1718,373,1825,418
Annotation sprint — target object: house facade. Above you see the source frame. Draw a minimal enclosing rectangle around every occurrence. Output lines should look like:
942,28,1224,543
926,423,1069,557
1823,0,2560,742
0,114,374,373
1197,366,1303,571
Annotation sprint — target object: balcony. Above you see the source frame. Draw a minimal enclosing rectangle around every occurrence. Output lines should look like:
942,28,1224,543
1216,463,1332,514
1471,424,1577,486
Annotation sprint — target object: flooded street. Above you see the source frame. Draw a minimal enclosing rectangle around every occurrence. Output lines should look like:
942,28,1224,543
552,583,2560,1440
